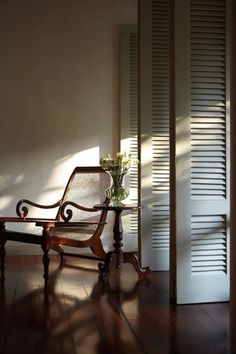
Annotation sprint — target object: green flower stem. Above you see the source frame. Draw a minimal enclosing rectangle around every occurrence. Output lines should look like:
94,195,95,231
105,172,129,202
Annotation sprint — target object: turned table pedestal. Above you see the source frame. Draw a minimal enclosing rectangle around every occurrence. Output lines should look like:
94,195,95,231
94,204,151,281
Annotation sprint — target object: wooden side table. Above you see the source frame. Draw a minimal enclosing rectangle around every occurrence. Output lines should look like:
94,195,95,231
93,204,151,281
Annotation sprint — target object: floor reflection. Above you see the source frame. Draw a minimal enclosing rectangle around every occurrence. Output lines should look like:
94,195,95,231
0,256,230,354
0,261,147,354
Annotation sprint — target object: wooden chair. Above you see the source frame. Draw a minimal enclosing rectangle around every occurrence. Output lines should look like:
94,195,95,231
0,166,110,282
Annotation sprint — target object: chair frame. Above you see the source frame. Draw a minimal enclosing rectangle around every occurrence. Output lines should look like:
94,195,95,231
0,166,110,282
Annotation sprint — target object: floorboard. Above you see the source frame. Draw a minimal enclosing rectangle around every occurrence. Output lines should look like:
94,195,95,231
0,255,229,354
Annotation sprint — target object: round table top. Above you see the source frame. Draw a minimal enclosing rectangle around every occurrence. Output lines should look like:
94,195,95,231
93,203,140,211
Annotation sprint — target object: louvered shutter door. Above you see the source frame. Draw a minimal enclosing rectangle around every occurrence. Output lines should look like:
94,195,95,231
173,0,230,303
120,25,139,251
140,0,171,270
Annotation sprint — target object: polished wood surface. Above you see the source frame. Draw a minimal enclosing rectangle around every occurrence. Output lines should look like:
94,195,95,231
94,204,150,281
0,255,229,354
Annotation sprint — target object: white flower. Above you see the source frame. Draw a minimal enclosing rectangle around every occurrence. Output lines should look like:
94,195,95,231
100,151,139,173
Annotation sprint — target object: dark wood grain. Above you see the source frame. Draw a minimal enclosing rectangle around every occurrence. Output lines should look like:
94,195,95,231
0,255,229,354
0,167,110,283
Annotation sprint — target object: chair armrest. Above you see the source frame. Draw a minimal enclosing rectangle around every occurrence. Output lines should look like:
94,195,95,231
16,199,63,218
0,217,56,224
0,217,105,228
60,197,110,222
60,201,100,222
35,220,106,227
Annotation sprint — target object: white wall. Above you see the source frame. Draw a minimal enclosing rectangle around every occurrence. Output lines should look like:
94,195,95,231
0,0,137,253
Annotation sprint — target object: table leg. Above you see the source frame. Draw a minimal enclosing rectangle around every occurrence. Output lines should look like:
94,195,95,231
123,252,151,279
98,208,151,281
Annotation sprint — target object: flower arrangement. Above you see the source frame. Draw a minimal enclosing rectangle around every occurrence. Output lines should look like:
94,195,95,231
100,152,138,203
100,152,138,174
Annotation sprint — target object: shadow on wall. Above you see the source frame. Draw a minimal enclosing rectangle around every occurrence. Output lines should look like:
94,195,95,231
0,146,116,255
0,0,137,254
0,147,101,216
0,0,116,215
0,146,100,227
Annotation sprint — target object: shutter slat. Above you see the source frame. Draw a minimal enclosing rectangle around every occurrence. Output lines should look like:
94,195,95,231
191,215,227,274
190,0,226,199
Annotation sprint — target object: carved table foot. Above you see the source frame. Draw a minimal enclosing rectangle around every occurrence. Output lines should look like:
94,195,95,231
98,250,151,282
123,252,151,279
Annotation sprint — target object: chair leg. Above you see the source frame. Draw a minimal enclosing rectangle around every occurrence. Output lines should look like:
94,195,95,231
90,238,106,258
50,244,64,264
41,226,51,283
0,223,6,282
0,239,6,282
42,245,50,283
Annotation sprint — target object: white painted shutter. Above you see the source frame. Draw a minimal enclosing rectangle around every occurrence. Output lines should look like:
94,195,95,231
140,0,171,270
120,25,139,252
173,0,230,303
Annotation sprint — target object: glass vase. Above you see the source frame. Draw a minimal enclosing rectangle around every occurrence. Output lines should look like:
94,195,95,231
105,172,129,205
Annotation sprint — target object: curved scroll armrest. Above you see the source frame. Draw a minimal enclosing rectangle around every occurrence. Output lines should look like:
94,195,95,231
16,199,63,218
60,198,110,222
60,201,98,222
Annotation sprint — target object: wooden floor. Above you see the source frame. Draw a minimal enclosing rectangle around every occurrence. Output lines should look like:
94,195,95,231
0,255,229,354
